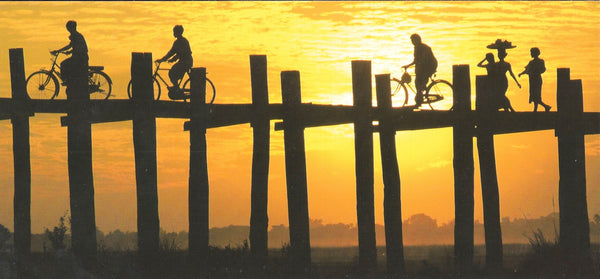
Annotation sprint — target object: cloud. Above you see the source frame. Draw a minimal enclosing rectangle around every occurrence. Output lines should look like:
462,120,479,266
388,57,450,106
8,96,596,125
416,159,452,172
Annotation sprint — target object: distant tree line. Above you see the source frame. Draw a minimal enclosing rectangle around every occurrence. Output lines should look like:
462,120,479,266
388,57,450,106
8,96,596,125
0,213,599,252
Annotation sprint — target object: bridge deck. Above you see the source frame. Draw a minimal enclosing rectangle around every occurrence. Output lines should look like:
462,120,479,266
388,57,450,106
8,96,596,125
0,98,598,135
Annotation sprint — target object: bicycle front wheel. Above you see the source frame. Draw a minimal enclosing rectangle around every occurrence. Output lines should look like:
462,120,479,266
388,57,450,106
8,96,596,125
390,78,409,107
426,80,453,110
181,77,216,104
89,71,112,100
26,71,59,99
127,78,161,100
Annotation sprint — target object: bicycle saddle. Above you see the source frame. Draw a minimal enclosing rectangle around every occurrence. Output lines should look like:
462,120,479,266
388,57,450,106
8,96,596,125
89,66,104,71
401,71,411,83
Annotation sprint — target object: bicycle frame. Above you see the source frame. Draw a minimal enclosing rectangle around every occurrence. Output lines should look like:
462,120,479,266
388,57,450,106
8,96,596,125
400,67,438,92
153,61,187,89
392,66,453,110
26,51,113,100
46,53,64,82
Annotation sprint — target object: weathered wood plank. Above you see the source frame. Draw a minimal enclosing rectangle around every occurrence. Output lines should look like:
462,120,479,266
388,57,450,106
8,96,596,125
9,48,32,258
66,51,97,268
281,70,311,274
188,67,210,272
475,75,503,271
556,69,591,275
452,64,474,277
375,74,405,277
131,52,160,259
249,55,270,269
352,61,377,273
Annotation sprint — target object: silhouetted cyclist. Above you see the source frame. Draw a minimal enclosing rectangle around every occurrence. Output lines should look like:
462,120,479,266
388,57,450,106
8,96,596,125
156,25,193,99
403,34,437,107
51,20,88,86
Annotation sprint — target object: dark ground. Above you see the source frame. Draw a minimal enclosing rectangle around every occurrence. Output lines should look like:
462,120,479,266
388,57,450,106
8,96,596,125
0,244,598,278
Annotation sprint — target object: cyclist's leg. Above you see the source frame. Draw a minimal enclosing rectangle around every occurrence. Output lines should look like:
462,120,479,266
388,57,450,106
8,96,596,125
60,58,73,85
169,61,189,89
415,73,427,106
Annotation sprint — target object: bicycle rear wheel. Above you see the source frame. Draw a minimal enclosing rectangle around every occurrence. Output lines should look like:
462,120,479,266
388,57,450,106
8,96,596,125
89,71,112,100
127,78,161,100
425,80,453,110
26,71,59,99
391,78,409,107
181,77,216,104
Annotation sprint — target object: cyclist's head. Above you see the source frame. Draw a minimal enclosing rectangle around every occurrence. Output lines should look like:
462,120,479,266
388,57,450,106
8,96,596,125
66,20,77,32
173,25,184,37
530,47,540,58
410,34,422,45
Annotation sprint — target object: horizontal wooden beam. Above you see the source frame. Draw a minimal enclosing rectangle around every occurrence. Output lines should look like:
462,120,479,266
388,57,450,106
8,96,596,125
583,113,600,135
476,112,600,135
274,104,356,130
476,112,556,135
1,98,599,135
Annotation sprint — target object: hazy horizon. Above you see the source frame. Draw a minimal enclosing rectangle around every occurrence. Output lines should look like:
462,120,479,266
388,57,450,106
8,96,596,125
18,211,600,250
0,1,598,234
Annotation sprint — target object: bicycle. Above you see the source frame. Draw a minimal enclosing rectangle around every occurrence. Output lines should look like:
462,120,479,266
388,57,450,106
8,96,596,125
391,67,453,110
26,51,113,100
126,61,216,104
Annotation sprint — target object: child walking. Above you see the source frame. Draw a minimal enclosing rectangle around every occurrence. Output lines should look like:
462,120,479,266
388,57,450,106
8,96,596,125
519,47,551,112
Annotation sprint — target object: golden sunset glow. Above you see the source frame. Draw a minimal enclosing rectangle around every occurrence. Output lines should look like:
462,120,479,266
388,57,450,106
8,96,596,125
0,1,598,239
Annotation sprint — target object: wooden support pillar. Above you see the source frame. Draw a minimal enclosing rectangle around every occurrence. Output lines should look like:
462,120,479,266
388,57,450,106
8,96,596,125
9,48,31,258
131,53,160,258
452,65,474,276
249,55,270,268
189,67,210,269
352,60,377,272
67,49,97,266
475,75,503,271
375,74,404,277
555,68,591,274
281,71,311,274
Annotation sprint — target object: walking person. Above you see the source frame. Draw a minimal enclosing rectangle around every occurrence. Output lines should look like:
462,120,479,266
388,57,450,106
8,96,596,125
487,39,520,112
477,52,514,112
519,47,551,112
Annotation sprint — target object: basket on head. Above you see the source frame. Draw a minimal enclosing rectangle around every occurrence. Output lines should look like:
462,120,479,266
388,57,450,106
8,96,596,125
487,39,516,50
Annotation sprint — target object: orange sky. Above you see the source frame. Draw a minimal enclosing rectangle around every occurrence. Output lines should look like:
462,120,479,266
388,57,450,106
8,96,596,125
0,1,598,234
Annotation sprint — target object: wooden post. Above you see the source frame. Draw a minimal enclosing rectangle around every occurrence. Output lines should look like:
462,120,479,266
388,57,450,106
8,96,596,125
67,49,97,266
375,74,404,276
131,53,160,258
475,75,503,271
281,71,311,274
352,60,377,272
9,48,31,258
189,67,210,269
555,68,590,274
452,65,474,276
249,55,270,268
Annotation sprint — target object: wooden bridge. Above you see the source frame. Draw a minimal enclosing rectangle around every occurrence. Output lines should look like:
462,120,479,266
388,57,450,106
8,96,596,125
3,48,599,276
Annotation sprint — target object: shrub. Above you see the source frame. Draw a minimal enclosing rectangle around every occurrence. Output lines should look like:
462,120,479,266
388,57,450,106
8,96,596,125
0,224,10,250
45,212,69,251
